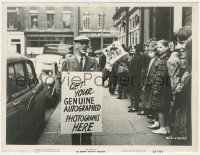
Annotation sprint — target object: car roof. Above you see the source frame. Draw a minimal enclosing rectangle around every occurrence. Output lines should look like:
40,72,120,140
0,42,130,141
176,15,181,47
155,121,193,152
7,53,30,63
36,59,57,64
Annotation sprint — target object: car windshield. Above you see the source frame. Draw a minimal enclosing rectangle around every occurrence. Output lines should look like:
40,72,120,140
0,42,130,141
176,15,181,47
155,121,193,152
43,44,71,57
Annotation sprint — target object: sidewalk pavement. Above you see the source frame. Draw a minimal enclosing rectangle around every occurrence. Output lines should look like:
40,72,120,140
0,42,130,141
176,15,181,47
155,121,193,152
37,87,170,145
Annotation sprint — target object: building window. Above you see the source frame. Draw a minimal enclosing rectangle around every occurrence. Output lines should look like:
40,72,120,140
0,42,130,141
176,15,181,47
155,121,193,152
7,12,18,30
63,11,71,29
129,11,140,45
132,17,135,28
27,36,68,47
102,15,105,29
182,7,192,26
83,15,90,30
27,38,74,55
129,32,134,46
135,14,139,26
98,15,101,29
98,14,105,29
129,19,132,30
135,31,138,44
31,14,38,29
7,7,19,30
130,13,139,30
47,13,54,29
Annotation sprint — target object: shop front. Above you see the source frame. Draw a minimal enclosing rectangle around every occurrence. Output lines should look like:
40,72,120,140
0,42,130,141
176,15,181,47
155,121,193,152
25,31,74,55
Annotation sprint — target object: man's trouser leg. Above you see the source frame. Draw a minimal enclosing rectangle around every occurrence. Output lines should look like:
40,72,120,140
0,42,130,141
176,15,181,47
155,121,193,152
72,134,81,145
81,133,92,145
72,133,92,145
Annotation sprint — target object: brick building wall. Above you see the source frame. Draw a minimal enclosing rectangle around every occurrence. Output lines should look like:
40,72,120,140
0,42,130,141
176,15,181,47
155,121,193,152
80,7,115,31
18,7,25,31
7,6,117,53
24,7,75,31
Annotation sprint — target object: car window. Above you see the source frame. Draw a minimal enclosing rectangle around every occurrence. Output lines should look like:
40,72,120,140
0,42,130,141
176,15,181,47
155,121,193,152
7,65,16,97
26,62,38,88
7,63,27,98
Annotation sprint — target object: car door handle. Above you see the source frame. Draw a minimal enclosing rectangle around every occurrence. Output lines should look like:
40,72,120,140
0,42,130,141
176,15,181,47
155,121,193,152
13,101,21,106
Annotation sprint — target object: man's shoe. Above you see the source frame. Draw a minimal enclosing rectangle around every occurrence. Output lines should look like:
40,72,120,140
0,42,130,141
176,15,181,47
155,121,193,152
128,106,132,108
152,127,167,135
117,97,122,99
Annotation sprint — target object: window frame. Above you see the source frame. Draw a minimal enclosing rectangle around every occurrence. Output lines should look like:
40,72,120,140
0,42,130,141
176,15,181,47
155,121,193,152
30,14,38,29
7,61,29,100
62,11,71,29
7,12,18,30
47,13,55,29
24,61,38,89
83,15,90,30
7,7,19,30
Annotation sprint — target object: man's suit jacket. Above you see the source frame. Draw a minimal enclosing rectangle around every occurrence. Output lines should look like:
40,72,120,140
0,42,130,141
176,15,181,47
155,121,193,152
61,54,98,72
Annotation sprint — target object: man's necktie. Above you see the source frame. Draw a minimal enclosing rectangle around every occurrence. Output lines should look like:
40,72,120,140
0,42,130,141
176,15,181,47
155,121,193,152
80,57,83,71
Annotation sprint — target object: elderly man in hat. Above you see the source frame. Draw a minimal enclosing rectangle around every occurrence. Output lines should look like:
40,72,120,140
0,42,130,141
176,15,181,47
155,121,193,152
61,35,98,145
62,35,98,72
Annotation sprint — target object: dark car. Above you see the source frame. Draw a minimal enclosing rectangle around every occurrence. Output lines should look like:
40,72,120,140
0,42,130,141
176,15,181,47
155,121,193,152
6,53,54,144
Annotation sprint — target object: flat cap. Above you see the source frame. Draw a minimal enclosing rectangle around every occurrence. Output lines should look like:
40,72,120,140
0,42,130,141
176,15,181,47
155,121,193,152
74,35,90,42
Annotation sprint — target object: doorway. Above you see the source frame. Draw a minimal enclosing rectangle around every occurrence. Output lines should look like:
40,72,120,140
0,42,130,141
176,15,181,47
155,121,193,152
16,44,21,54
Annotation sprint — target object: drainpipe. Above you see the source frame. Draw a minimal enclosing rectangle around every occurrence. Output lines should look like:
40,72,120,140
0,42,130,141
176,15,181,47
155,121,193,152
139,8,144,47
125,8,129,49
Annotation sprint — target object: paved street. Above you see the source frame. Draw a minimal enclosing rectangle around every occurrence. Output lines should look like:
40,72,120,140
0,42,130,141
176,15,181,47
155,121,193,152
37,87,170,145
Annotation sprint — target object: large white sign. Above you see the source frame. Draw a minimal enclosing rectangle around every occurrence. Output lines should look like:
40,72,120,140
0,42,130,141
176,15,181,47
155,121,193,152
61,72,102,134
